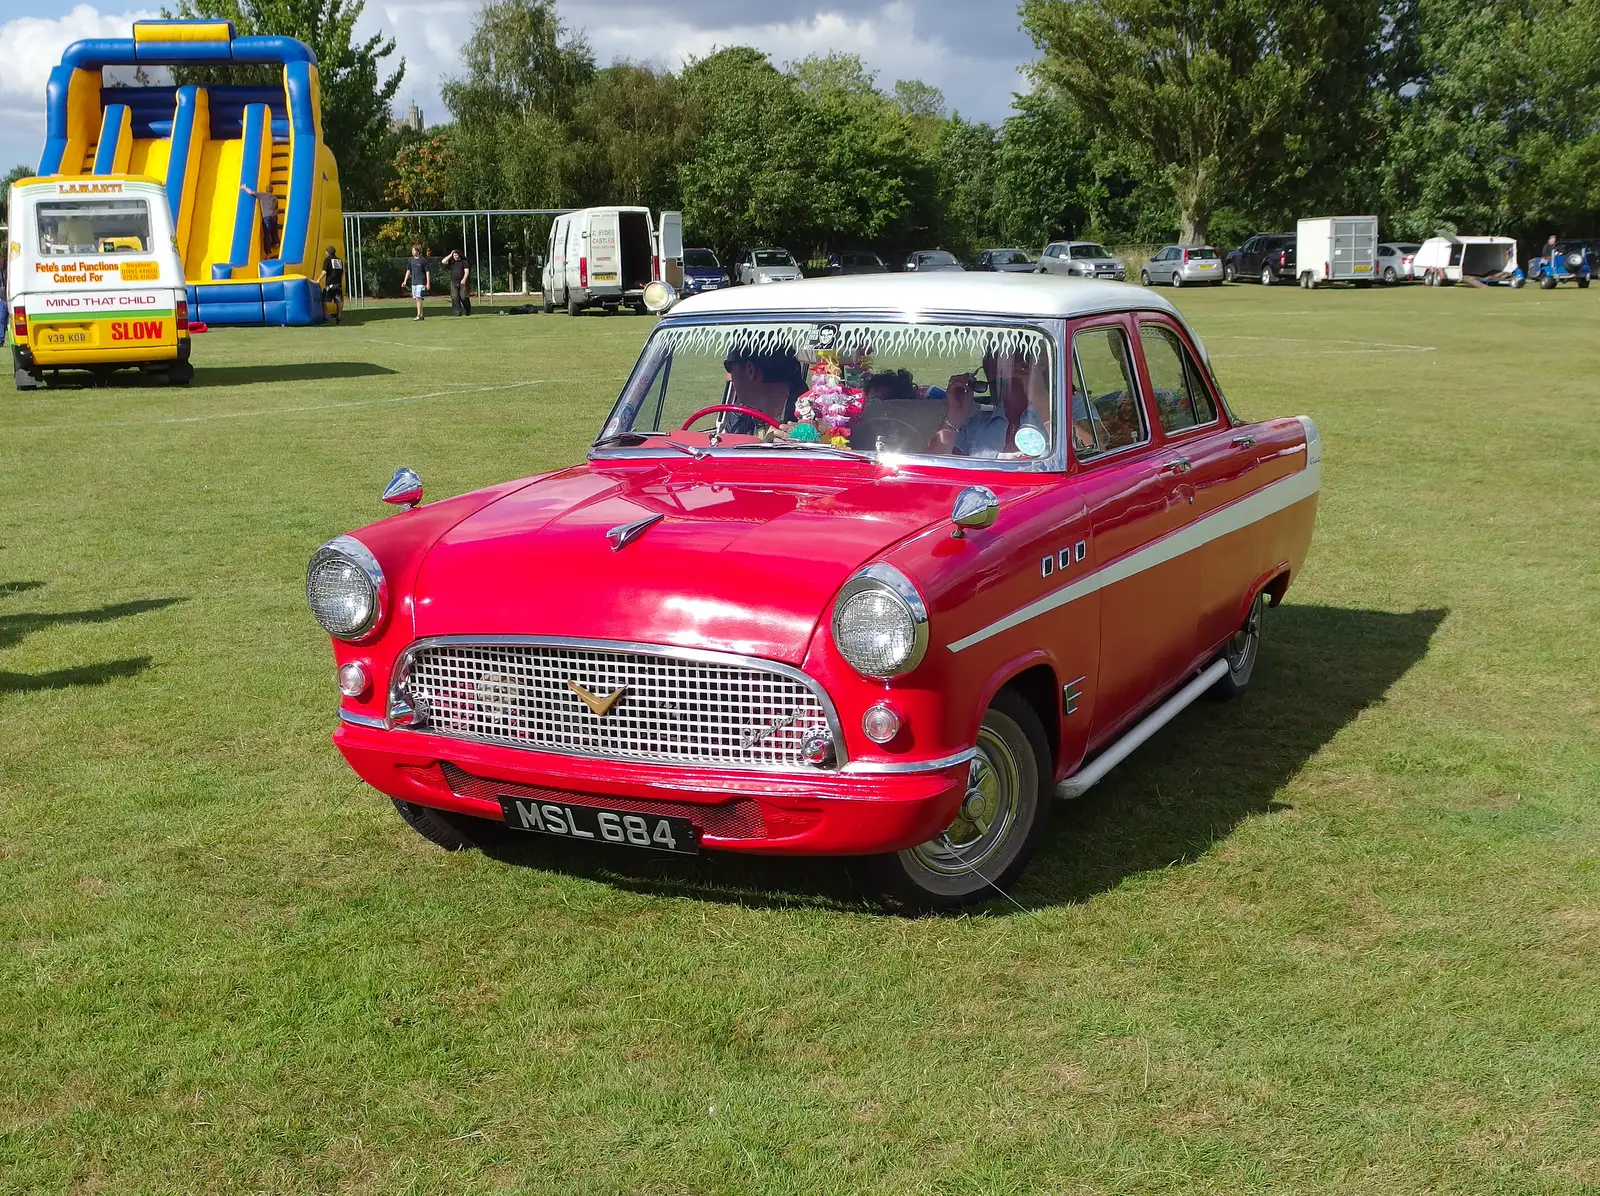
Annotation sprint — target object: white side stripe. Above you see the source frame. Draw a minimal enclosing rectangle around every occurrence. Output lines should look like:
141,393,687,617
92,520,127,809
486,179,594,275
947,461,1321,653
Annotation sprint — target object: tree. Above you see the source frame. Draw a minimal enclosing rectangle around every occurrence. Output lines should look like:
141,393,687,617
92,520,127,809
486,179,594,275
567,63,701,210
441,0,595,125
167,0,405,209
1023,0,1385,241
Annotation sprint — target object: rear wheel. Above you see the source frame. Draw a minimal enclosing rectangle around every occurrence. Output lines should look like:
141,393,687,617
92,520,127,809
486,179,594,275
855,690,1050,912
167,361,194,386
1171,271,1183,288
542,291,555,313
1260,265,1274,286
567,294,584,316
1580,277,1591,289
1383,266,1398,284
391,798,510,851
1208,592,1264,701
1425,270,1439,287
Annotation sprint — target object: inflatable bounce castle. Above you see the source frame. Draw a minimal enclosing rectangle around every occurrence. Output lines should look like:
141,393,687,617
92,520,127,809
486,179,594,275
37,19,345,325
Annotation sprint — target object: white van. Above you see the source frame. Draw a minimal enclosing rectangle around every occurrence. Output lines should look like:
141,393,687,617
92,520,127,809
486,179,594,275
1413,234,1522,286
1295,216,1378,287
7,175,192,389
542,207,683,315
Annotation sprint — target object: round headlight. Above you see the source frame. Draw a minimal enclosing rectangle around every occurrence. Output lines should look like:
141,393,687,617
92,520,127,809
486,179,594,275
306,536,386,640
831,564,929,678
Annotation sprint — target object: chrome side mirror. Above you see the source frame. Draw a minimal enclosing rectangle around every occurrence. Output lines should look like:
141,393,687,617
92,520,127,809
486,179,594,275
382,467,423,510
950,485,998,537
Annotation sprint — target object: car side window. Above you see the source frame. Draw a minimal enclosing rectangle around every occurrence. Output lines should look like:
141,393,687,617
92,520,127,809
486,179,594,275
1139,324,1217,433
1071,326,1149,461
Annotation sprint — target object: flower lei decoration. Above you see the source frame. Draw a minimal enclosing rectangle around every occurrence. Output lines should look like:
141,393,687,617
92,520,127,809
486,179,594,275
787,349,867,447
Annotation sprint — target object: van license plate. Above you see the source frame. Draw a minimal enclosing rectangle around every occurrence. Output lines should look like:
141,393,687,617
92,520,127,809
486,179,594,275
37,325,93,347
591,271,617,282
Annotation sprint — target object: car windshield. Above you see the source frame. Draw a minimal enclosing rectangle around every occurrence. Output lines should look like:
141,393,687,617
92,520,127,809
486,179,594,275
920,252,959,266
1186,246,1219,259
684,249,720,269
601,319,1058,466
991,250,1031,264
35,198,152,255
755,251,795,267
1069,244,1110,259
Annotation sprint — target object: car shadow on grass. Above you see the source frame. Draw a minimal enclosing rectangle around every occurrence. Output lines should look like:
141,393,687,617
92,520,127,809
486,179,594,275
0,656,153,694
476,604,1446,914
191,362,397,387
0,593,186,697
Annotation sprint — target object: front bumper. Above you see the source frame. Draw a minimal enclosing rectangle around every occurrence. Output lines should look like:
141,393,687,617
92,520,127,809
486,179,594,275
335,719,971,856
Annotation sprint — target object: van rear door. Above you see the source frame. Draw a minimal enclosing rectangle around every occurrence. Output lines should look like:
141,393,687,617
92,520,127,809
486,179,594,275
587,211,621,293
659,211,683,289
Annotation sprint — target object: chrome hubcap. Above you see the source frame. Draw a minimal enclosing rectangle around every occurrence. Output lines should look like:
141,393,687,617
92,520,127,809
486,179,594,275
910,725,1019,876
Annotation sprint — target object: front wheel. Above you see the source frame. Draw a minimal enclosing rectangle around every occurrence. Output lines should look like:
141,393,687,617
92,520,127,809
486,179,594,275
1540,275,1557,290
1208,592,1264,701
1224,263,1237,282
391,798,510,851
1139,270,1151,286
855,690,1050,911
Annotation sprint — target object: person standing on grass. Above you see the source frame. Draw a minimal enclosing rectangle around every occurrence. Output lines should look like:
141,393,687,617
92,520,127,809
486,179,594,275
400,244,430,321
444,250,472,316
319,246,345,325
239,183,280,258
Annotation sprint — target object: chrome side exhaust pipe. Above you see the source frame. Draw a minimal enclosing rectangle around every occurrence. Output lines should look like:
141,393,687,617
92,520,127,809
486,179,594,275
1055,658,1230,800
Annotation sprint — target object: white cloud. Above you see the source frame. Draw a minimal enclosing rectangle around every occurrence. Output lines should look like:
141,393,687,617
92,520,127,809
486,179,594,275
0,5,158,168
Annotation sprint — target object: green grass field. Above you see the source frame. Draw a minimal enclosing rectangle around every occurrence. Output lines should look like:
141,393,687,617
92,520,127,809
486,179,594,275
2,284,1597,1194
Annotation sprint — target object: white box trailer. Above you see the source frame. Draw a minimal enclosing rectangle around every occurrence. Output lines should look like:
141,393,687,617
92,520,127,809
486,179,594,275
1296,216,1378,287
1412,234,1521,286
542,207,682,315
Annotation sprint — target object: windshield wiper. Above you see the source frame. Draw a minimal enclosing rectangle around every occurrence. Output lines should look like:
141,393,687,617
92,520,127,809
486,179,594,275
590,431,707,460
731,439,873,461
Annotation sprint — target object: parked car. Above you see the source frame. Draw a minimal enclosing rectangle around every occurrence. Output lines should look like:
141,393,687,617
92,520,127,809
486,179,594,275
903,250,965,272
1376,242,1421,283
1140,245,1224,287
734,247,804,286
827,251,889,275
680,248,731,295
973,247,1038,273
306,272,1321,909
1224,234,1296,284
1034,241,1126,280
1413,234,1522,286
1528,240,1593,289
543,206,682,315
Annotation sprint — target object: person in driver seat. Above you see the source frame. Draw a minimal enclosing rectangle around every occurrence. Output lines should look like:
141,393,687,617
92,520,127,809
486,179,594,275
926,348,1049,457
722,348,806,434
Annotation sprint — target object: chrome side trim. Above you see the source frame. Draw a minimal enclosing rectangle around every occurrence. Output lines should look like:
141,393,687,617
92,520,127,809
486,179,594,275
948,460,1321,653
386,634,850,771
840,747,977,775
338,708,387,729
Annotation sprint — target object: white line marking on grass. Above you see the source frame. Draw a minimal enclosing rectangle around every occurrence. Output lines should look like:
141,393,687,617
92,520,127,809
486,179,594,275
9,380,564,432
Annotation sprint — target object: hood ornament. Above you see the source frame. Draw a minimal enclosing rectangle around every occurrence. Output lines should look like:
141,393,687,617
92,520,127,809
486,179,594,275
606,513,664,551
382,467,423,510
568,679,627,717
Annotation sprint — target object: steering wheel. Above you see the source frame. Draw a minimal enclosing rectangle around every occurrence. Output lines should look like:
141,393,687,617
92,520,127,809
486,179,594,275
680,404,783,431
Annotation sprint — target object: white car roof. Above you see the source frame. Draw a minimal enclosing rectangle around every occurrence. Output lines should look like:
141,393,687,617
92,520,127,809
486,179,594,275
668,272,1178,321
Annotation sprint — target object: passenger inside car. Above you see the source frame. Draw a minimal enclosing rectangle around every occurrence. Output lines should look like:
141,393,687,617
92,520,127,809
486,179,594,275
925,349,1052,458
1071,326,1147,459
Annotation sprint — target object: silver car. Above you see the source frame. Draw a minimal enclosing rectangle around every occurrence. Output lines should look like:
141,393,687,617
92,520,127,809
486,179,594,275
1035,240,1126,280
735,248,804,286
1376,242,1421,284
1141,245,1223,287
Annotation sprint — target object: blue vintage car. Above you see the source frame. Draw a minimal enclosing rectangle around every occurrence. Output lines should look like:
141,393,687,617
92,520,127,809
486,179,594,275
1529,240,1594,289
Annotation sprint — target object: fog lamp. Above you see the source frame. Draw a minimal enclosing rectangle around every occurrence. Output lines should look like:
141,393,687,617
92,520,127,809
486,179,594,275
861,702,902,744
337,661,370,698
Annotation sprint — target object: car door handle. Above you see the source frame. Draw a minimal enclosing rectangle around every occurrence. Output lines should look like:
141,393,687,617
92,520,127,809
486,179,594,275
1231,435,1256,449
1162,457,1193,474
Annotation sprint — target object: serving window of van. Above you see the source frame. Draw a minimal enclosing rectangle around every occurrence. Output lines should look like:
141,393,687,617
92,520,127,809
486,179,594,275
35,199,152,255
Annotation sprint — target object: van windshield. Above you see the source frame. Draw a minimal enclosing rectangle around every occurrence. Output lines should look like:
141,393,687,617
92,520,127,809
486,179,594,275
36,199,151,255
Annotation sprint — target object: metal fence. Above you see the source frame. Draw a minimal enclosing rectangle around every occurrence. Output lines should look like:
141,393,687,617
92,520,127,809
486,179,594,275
341,209,573,307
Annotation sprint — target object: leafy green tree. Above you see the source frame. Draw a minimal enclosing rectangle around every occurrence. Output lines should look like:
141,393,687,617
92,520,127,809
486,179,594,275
1024,0,1385,241
167,0,404,209
567,63,701,210
441,0,595,125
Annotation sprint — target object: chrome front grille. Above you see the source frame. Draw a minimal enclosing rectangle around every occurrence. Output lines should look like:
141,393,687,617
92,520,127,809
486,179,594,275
395,639,837,770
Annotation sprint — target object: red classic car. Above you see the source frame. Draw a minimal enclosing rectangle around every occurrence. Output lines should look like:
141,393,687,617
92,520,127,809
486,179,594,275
308,274,1319,908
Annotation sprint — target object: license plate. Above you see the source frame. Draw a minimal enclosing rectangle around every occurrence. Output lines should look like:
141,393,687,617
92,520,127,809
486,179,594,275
1354,264,1371,272
499,796,699,854
36,325,93,347
592,271,617,282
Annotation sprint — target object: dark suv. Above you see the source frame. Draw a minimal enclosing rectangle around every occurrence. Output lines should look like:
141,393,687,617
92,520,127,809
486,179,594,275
1225,234,1296,284
826,251,889,275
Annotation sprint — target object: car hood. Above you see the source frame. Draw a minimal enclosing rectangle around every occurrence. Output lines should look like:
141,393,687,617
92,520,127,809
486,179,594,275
410,463,971,664
683,266,725,279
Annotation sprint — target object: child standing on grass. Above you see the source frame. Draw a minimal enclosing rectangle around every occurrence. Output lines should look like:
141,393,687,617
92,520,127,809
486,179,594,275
400,245,429,321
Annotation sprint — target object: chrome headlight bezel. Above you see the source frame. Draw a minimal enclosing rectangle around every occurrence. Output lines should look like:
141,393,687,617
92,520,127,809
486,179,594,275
831,563,929,679
306,535,387,642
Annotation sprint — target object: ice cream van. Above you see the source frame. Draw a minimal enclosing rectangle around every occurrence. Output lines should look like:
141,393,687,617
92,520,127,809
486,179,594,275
6,176,192,390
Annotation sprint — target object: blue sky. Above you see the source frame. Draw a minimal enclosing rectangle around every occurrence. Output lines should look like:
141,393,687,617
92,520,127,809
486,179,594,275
0,0,1038,172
